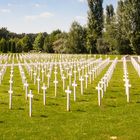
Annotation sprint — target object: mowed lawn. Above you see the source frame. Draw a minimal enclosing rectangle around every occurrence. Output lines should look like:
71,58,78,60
0,58,140,140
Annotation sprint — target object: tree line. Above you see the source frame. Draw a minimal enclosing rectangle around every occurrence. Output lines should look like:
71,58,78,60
0,0,140,54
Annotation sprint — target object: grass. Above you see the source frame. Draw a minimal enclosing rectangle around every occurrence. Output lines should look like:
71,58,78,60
0,54,140,140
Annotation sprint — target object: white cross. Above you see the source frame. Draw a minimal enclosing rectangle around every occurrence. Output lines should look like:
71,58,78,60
37,76,40,94
47,73,50,88
42,83,47,105
33,72,37,85
30,69,33,80
88,71,92,84
53,79,58,97
41,69,45,82
96,84,102,106
79,76,84,95
84,74,88,88
62,75,66,90
54,71,58,80
27,90,34,117
65,86,71,111
68,72,72,86
8,89,13,109
9,79,13,91
124,80,131,103
73,70,77,81
99,81,104,98
72,81,77,102
24,81,29,100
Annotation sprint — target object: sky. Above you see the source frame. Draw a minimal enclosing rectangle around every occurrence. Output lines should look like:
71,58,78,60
0,0,118,34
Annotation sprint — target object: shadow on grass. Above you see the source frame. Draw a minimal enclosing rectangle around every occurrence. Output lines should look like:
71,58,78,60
48,103,59,106
76,109,86,112
78,99,89,102
13,94,22,97
34,98,39,101
0,102,8,105
0,121,4,123
18,107,24,110
136,101,140,104
40,115,48,118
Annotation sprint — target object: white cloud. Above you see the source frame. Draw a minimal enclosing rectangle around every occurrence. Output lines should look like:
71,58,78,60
0,9,11,13
25,12,53,21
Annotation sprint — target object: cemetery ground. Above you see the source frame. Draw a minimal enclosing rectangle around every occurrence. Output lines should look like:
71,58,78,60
0,54,140,140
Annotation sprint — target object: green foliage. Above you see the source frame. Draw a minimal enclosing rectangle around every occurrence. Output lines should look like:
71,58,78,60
66,21,87,54
43,35,54,53
33,33,44,51
22,35,32,52
0,38,8,53
87,0,103,53
116,0,140,54
96,38,109,54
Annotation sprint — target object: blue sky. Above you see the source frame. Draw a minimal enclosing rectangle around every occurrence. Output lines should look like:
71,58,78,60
0,0,118,34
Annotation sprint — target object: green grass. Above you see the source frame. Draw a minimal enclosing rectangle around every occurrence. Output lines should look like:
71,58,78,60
0,55,140,140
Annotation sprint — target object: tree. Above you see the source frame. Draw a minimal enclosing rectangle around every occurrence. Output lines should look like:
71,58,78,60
0,38,7,53
22,35,32,52
104,4,118,53
122,0,140,54
33,33,44,51
87,0,103,53
116,0,132,54
43,35,54,53
67,21,87,54
16,39,23,53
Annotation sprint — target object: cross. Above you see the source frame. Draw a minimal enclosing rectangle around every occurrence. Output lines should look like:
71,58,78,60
65,86,71,111
53,79,58,97
54,71,58,80
84,74,88,89
24,80,29,100
79,76,84,95
42,83,47,105
27,90,34,117
73,70,77,81
33,72,37,85
88,71,92,84
41,69,45,82
62,75,66,90
8,89,13,109
68,72,72,86
78,68,81,79
99,81,104,98
47,73,50,88
37,76,40,94
30,68,33,80
96,84,102,106
9,79,13,91
124,80,131,103
72,80,77,102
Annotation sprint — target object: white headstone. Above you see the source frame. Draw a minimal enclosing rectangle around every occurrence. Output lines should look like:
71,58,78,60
79,76,84,95
65,86,71,111
72,81,77,102
42,83,47,105
27,90,33,117
53,79,58,97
